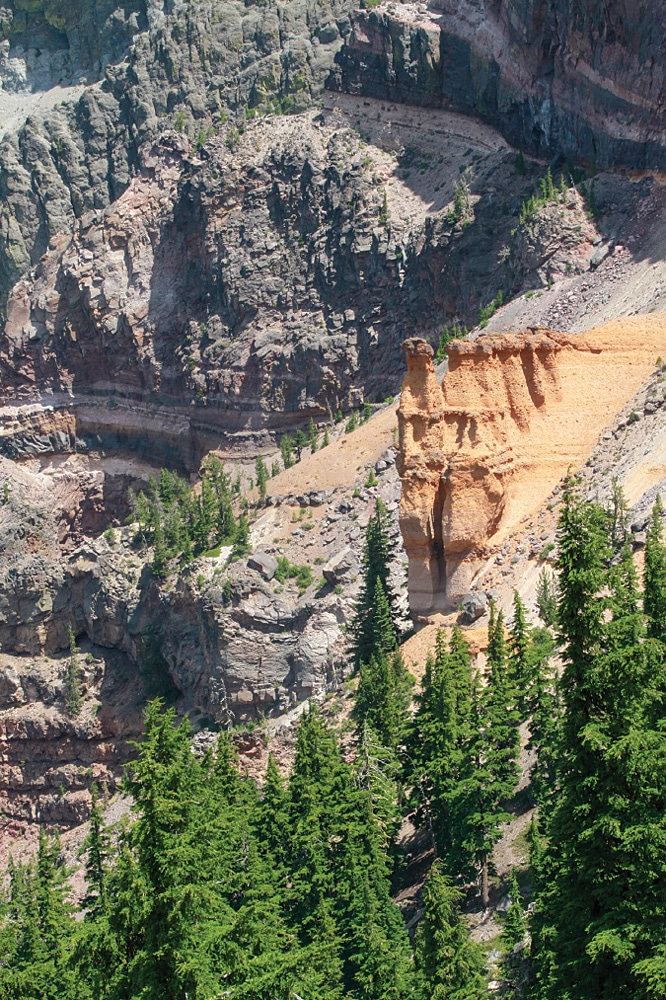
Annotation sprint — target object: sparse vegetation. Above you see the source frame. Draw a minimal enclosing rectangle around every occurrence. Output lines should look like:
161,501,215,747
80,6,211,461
64,624,82,717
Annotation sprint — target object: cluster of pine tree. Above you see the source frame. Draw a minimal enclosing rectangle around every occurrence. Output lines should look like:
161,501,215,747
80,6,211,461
529,484,666,998
407,600,550,908
130,458,249,577
0,701,483,1000
6,478,666,999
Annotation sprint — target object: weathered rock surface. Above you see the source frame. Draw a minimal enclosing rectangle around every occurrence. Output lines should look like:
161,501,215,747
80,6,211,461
323,546,359,586
0,0,356,308
333,1,666,170
6,93,640,468
397,315,666,612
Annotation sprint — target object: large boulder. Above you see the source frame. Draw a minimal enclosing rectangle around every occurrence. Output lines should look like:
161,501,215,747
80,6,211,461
247,551,278,581
323,547,359,587
458,591,488,625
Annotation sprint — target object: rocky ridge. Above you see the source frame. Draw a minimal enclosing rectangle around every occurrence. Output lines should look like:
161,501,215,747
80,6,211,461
4,92,643,461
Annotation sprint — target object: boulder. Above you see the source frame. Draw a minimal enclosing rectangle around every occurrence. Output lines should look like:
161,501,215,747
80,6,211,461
459,591,488,624
247,551,278,581
323,547,359,586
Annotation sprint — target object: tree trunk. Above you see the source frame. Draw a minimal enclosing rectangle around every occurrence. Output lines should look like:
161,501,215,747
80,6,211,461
481,854,489,909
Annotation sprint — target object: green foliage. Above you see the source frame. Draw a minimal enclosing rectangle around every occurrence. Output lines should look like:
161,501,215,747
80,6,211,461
448,177,471,224
518,167,560,224
322,427,330,447
435,322,467,363
65,625,82,717
644,495,666,642
414,860,485,999
355,641,413,748
255,455,268,500
130,459,239,573
350,500,400,669
379,187,389,226
275,557,312,594
308,417,318,453
345,412,357,434
294,428,307,461
479,290,504,328
280,433,295,469
232,513,250,559
536,566,558,626
530,484,666,999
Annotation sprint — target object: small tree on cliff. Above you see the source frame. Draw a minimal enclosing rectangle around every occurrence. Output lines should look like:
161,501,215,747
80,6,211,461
65,625,82,717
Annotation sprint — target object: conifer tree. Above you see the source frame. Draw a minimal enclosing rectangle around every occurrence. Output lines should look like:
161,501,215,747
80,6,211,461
322,427,330,447
536,567,558,627
531,484,666,1000
508,591,530,718
350,500,400,668
644,495,666,642
308,417,318,453
524,626,559,807
255,455,268,500
294,429,307,461
414,860,485,1000
410,628,476,877
502,870,527,952
65,624,82,717
280,434,294,469
464,604,520,906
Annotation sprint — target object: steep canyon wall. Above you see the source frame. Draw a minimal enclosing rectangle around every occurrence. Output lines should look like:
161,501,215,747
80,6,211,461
333,0,666,170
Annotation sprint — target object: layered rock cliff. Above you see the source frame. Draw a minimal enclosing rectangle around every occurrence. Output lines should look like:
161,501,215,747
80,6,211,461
333,0,666,170
397,315,666,613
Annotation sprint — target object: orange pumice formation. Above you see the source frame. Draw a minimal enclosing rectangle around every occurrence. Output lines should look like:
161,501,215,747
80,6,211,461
397,315,666,614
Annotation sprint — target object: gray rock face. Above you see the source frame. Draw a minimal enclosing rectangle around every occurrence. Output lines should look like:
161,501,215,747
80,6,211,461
323,546,359,586
0,454,353,724
247,551,278,581
0,0,355,309
333,3,666,171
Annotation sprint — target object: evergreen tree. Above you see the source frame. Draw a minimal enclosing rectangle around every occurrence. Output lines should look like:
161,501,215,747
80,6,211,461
355,643,413,749
308,417,318,453
502,870,526,952
65,625,82,717
463,604,520,906
83,784,109,920
536,567,558,627
233,513,251,558
350,499,400,668
414,860,485,1000
294,429,307,461
255,455,268,500
280,434,295,469
410,628,477,878
322,428,330,447
525,626,559,807
644,495,666,642
508,591,530,718
531,484,666,1000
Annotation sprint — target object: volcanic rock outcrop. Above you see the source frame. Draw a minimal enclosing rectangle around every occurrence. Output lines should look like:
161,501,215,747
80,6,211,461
334,0,666,170
397,315,666,613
